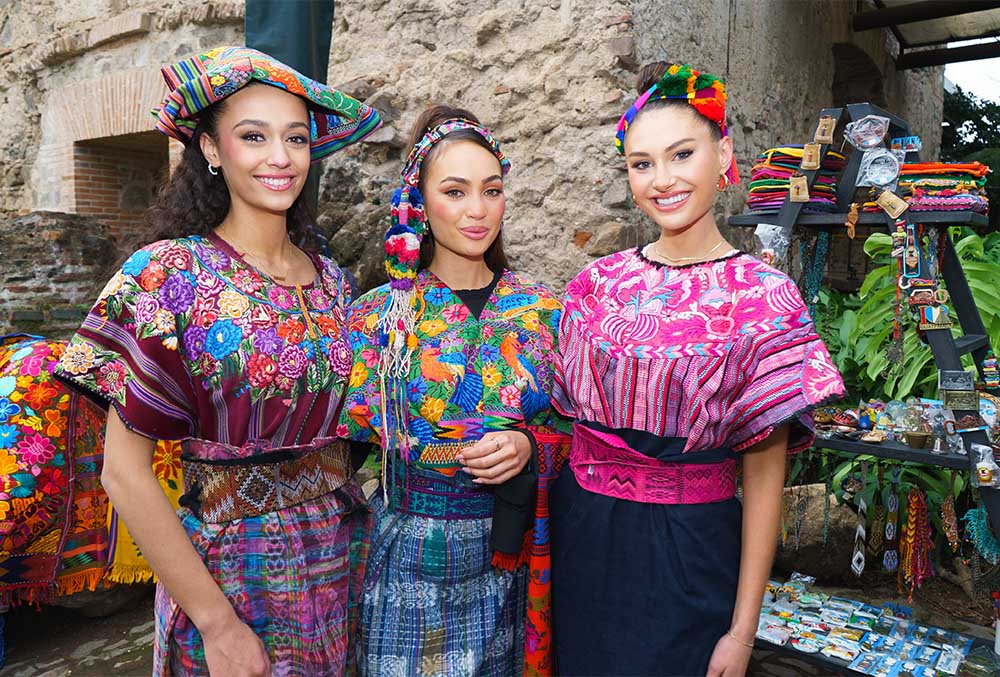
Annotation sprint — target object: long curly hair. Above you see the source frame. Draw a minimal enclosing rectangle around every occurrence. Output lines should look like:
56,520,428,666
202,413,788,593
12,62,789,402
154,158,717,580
124,84,314,256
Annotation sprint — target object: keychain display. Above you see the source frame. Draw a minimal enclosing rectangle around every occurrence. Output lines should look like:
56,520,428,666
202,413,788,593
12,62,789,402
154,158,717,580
883,466,901,573
843,115,890,150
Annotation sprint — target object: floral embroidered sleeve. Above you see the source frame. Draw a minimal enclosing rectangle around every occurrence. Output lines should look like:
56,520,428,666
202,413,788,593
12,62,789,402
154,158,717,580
57,242,198,440
725,278,846,454
338,289,386,446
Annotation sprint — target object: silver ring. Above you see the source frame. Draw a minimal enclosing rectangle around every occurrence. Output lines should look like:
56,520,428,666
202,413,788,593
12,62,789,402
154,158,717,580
494,439,501,452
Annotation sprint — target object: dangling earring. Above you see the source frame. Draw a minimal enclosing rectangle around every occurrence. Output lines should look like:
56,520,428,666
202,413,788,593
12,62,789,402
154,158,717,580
716,174,727,192
632,193,640,208
207,162,219,176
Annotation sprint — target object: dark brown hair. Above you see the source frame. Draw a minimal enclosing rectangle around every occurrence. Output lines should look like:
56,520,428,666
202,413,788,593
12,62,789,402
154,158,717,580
128,83,314,256
634,61,722,141
407,104,510,274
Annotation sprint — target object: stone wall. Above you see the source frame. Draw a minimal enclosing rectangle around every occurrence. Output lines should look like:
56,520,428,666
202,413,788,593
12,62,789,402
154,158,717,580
0,0,945,314
0,212,117,339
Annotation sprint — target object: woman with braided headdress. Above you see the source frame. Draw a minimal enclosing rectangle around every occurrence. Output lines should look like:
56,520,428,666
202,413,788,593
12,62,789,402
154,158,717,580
340,106,568,675
549,63,846,675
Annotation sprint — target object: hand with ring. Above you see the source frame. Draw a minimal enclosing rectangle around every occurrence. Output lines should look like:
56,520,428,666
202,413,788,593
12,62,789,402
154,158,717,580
457,431,532,485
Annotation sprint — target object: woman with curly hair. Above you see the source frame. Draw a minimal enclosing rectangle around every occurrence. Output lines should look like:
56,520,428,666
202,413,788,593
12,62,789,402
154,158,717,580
56,46,380,676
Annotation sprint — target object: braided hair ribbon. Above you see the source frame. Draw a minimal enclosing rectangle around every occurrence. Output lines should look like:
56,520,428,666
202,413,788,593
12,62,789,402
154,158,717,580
614,63,739,185
377,118,510,463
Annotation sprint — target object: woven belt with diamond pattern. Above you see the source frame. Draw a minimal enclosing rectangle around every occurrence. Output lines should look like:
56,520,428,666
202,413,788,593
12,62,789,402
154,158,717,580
179,440,350,523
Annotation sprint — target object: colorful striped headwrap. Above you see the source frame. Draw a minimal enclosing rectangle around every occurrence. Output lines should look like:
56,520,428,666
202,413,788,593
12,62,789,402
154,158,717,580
153,46,381,162
377,118,509,457
615,63,739,185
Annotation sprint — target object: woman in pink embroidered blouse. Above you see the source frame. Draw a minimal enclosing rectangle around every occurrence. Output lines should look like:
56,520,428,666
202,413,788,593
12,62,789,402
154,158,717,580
549,63,845,676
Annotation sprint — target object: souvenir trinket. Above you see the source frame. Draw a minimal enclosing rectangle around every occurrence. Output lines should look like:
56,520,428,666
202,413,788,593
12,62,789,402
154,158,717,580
800,142,821,170
860,429,886,444
891,135,922,153
856,147,902,187
940,473,960,552
851,461,868,577
789,173,810,202
942,389,978,412
918,304,952,331
844,114,890,150
973,444,1000,488
876,189,908,218
814,115,836,144
883,466,900,573
938,369,975,392
900,488,933,597
891,220,906,257
963,503,1000,565
983,351,999,389
844,202,859,239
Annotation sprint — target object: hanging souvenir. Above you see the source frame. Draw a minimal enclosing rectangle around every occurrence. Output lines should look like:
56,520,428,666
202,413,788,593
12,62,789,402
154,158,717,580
801,142,822,171
856,147,902,188
901,223,921,279
964,502,1000,566
939,369,975,393
918,304,953,331
814,115,837,144
974,444,1000,488
844,202,859,240
754,222,793,265
890,219,906,257
941,471,960,553
851,461,868,577
868,464,885,556
890,135,922,153
844,115,890,150
876,189,909,218
983,351,1000,389
789,173,810,202
900,487,933,597
883,465,901,573
822,452,831,546
942,389,978,411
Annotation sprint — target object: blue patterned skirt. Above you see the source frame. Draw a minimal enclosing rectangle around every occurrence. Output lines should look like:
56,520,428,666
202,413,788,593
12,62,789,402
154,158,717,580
357,490,528,676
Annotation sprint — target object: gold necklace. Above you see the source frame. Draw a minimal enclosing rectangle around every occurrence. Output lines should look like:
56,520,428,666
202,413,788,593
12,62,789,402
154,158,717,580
651,238,728,265
217,229,294,282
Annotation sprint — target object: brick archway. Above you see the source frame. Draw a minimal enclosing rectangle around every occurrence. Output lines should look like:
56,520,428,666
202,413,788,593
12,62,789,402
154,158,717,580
31,68,181,239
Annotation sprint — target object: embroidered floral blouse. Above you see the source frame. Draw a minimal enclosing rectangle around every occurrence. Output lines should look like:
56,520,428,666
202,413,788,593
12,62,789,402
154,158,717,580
57,233,352,457
340,269,563,465
554,248,846,454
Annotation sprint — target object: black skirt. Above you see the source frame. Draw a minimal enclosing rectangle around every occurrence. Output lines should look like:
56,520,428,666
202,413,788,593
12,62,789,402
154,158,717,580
550,426,742,677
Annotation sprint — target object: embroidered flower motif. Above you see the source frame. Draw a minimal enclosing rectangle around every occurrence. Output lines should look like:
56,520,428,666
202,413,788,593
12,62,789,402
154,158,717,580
191,300,220,329
425,287,453,306
349,362,369,389
247,353,278,388
276,318,306,344
195,269,225,297
211,74,226,86
23,382,59,411
37,467,66,495
499,385,521,407
441,304,470,324
194,243,231,270
407,377,428,403
232,267,264,294
253,327,282,355
122,250,152,277
153,443,182,482
418,319,448,337
0,424,19,451
205,319,243,359
479,345,500,362
43,409,67,437
61,343,96,376
18,353,45,378
154,309,176,334
95,362,128,399
134,293,161,325
159,274,196,313
9,471,36,498
17,432,56,467
196,353,218,377
522,311,540,332
328,340,352,376
481,365,502,388
139,262,167,291
481,324,495,339
268,286,297,311
316,315,341,338
419,397,446,423
308,289,329,308
218,288,251,319
278,344,308,379
158,246,191,271
183,326,207,360
361,348,379,368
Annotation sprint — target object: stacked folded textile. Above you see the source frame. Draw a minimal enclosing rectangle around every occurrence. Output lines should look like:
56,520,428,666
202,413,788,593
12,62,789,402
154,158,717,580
748,146,848,213
898,161,990,214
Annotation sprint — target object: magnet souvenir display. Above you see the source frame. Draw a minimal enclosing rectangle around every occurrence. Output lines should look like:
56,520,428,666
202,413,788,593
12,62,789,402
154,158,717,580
843,115,890,150
856,148,903,188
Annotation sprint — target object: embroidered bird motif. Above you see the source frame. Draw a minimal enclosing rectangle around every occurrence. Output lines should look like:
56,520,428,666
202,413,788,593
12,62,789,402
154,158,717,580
420,347,464,383
499,333,538,392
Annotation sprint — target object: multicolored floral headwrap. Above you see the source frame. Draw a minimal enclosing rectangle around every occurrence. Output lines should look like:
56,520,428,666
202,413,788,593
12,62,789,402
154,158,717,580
615,63,739,185
153,46,381,162
378,118,510,381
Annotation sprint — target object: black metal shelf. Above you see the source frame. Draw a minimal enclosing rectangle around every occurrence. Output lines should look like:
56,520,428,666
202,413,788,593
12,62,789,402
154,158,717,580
729,210,989,229
812,435,971,470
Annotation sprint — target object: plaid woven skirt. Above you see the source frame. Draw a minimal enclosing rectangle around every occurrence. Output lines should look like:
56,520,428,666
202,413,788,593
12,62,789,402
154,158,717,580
153,479,370,677
357,493,528,676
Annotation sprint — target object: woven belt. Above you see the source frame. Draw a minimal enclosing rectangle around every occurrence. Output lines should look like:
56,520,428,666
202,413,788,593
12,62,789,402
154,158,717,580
570,424,736,505
181,441,350,523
